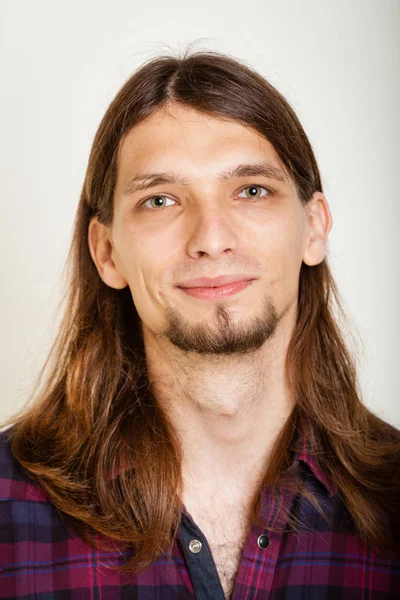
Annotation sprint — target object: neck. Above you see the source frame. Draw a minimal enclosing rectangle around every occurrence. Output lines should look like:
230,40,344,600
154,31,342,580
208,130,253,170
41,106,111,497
143,309,296,505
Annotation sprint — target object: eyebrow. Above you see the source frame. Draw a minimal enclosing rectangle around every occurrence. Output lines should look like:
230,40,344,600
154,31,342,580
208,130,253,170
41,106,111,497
122,160,289,196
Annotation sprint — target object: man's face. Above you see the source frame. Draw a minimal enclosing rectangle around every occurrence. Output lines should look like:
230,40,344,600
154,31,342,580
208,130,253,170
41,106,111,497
96,103,322,356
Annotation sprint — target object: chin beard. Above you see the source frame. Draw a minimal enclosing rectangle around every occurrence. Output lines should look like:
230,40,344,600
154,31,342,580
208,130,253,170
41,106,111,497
163,297,280,356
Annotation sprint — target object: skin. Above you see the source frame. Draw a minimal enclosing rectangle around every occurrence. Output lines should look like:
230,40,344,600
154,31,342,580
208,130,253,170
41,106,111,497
88,102,332,514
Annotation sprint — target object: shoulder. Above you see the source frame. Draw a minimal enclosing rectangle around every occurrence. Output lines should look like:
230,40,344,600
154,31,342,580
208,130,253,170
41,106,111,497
0,427,99,598
0,428,77,564
0,425,48,502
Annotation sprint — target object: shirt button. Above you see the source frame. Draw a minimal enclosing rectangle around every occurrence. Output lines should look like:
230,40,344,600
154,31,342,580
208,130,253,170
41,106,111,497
257,534,270,549
189,539,202,553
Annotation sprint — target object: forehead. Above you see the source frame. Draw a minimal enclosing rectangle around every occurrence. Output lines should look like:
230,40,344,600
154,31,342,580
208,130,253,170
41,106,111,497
117,104,290,181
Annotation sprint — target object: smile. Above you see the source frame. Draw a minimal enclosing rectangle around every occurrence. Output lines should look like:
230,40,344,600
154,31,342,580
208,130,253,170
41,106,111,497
177,279,255,300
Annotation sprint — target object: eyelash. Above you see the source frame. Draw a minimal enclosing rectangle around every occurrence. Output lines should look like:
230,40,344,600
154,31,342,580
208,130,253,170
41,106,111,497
138,184,274,210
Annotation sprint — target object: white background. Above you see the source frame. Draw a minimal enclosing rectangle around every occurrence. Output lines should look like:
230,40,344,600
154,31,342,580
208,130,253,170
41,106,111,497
0,0,399,427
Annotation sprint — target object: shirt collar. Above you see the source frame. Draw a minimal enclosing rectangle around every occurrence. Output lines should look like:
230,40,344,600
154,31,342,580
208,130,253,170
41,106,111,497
293,413,338,498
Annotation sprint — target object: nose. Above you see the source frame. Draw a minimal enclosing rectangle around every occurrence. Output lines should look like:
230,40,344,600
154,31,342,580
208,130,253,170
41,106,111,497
185,201,239,260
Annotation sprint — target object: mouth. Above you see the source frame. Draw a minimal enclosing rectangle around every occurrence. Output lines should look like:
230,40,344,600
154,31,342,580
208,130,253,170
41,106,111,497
176,279,255,301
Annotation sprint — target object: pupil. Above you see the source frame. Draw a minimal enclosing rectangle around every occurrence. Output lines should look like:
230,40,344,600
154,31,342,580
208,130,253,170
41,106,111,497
154,197,164,206
249,186,258,195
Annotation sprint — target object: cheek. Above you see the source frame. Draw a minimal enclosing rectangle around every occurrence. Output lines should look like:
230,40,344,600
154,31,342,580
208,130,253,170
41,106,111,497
259,214,305,290
117,225,173,308
117,219,153,269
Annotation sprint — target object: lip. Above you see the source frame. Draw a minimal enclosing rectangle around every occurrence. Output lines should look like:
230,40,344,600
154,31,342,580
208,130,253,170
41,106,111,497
177,275,255,300
177,278,256,300
176,274,256,288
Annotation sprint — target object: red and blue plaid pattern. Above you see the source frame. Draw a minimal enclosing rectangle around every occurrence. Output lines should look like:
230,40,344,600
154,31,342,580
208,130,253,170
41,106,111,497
0,421,399,599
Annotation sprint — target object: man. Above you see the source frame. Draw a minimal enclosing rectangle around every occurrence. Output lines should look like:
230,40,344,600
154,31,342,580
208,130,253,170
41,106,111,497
1,50,399,599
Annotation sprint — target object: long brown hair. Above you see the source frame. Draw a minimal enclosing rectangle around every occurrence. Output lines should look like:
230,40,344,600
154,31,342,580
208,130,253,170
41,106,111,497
2,47,399,576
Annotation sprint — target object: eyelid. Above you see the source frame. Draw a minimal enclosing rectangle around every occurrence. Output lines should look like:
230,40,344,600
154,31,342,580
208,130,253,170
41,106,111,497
236,184,273,198
138,183,275,209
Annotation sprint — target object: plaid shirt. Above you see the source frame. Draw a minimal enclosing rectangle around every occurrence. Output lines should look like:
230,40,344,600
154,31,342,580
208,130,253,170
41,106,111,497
1,421,399,599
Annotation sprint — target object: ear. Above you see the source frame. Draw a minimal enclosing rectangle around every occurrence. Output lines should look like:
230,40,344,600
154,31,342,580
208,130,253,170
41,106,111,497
302,192,333,266
88,217,128,289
